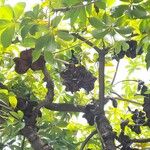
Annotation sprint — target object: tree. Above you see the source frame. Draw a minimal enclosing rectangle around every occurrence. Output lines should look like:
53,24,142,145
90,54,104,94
0,0,150,149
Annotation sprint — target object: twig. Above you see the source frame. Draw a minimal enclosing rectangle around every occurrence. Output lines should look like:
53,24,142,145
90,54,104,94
80,130,97,150
131,138,150,143
111,92,142,105
21,136,25,150
113,80,138,86
53,0,98,12
53,37,94,54
111,61,120,86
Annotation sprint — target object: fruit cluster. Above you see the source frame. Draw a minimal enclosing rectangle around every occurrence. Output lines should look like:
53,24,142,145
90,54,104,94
13,49,45,74
128,109,146,134
60,65,97,93
138,82,150,125
113,40,143,61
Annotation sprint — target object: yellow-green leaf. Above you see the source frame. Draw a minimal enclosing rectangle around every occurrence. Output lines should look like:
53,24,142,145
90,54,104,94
9,96,17,109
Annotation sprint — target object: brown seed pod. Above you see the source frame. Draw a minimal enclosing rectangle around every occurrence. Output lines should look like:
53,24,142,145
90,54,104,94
20,49,33,63
13,57,30,74
31,55,45,71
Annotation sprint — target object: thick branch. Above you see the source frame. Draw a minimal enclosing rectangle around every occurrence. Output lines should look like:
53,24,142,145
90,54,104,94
53,0,98,12
99,51,105,110
95,50,116,150
20,126,53,150
45,103,85,112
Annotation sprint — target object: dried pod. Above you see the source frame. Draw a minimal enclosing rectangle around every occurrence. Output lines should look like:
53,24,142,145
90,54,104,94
31,55,45,71
13,58,30,74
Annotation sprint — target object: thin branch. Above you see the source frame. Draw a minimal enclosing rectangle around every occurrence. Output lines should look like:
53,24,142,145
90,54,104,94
111,61,120,86
71,33,101,53
21,136,25,150
111,92,142,105
53,37,94,54
131,138,150,143
113,80,139,86
80,130,97,150
53,0,98,12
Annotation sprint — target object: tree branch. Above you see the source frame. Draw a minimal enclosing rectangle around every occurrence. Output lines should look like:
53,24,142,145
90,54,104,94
80,130,97,150
111,92,142,105
71,33,101,53
111,61,120,86
20,66,55,150
20,126,53,150
113,80,139,86
95,48,116,150
45,103,85,112
53,0,98,12
131,138,150,143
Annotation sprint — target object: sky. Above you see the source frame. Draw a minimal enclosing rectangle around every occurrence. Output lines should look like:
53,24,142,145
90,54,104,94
6,0,42,9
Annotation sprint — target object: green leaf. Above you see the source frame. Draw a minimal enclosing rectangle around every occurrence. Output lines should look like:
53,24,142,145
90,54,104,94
9,96,17,109
0,5,14,20
95,1,106,10
13,2,26,20
115,26,133,35
21,23,34,39
132,0,143,3
44,50,54,64
89,17,106,29
35,34,51,50
111,5,129,18
35,34,57,51
130,6,147,19
51,16,62,28
120,0,130,2
0,19,10,30
139,19,150,33
1,25,15,48
57,30,74,41
78,7,87,27
32,49,42,62
21,37,36,47
64,8,79,24
92,29,109,39
145,46,150,69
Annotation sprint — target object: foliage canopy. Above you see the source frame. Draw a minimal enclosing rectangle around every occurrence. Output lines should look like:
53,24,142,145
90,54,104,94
0,0,150,149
